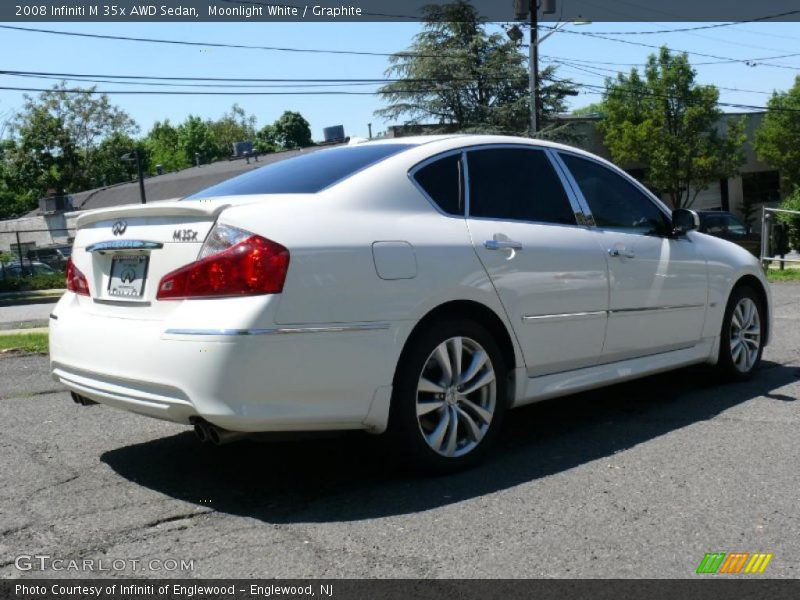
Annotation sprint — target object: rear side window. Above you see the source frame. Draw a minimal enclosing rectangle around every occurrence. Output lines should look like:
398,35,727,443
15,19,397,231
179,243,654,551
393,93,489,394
187,144,413,199
412,153,462,215
560,153,670,236
467,148,575,225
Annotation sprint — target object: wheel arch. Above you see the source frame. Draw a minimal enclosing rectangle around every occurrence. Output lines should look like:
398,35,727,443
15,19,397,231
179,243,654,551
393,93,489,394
393,299,519,389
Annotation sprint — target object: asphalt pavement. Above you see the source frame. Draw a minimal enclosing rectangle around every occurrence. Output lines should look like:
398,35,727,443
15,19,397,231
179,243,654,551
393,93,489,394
0,285,798,578
0,301,56,331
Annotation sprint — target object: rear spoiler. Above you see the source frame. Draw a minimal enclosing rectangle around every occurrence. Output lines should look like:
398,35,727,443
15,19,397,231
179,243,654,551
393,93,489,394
75,199,230,229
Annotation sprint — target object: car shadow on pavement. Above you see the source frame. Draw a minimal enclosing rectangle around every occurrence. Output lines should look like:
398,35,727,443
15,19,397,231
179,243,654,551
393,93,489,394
101,361,799,523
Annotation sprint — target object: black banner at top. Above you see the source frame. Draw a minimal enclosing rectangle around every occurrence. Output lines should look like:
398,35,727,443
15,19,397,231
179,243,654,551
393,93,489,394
4,0,800,22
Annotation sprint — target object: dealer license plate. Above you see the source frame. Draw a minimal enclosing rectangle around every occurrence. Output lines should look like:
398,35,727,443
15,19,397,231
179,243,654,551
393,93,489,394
108,255,149,298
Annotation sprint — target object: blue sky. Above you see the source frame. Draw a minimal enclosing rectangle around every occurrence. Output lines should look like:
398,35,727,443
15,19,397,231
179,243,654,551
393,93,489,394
0,19,798,141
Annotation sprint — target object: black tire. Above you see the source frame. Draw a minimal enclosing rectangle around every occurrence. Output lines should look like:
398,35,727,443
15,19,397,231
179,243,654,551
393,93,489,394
388,317,508,473
717,285,765,381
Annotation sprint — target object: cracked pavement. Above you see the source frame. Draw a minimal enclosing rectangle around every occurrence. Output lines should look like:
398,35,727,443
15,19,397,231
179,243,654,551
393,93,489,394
0,284,798,578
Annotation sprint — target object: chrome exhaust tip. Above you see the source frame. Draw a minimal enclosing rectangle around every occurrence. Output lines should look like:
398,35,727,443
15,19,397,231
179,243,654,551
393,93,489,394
207,425,247,446
193,422,210,443
71,392,97,406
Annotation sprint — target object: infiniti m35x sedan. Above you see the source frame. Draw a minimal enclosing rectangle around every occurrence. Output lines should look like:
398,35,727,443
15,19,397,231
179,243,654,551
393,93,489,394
50,135,771,471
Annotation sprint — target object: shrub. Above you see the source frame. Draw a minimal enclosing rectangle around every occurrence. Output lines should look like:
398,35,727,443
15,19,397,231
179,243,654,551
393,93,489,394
777,188,800,252
0,272,66,293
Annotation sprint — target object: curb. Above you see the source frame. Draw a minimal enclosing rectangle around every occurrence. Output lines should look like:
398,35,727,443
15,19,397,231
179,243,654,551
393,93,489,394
0,327,48,336
0,289,65,307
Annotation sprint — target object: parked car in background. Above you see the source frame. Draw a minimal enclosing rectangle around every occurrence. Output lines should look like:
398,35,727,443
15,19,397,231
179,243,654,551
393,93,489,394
50,135,772,471
27,245,72,271
697,211,761,257
0,260,56,280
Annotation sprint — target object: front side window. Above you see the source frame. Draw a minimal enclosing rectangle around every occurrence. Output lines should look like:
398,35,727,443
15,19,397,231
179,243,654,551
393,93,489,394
187,143,413,199
413,153,462,215
467,148,575,225
561,153,670,236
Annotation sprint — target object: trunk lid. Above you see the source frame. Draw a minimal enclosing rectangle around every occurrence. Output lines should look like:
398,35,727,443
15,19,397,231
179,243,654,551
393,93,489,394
70,199,233,318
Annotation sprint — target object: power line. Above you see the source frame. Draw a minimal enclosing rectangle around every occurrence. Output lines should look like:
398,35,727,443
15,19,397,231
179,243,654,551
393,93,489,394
0,24,437,58
539,9,800,35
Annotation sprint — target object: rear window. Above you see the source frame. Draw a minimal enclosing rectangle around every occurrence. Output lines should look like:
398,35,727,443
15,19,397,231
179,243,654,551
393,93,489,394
186,144,414,199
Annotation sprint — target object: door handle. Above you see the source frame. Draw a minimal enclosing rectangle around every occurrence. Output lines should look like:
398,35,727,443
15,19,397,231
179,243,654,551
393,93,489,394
608,247,635,259
485,239,523,251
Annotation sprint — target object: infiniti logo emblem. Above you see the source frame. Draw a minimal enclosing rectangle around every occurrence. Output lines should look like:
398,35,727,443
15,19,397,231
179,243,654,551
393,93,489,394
112,220,127,236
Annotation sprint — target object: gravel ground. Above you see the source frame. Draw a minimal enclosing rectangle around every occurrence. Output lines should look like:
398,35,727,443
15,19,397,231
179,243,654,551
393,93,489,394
0,284,798,579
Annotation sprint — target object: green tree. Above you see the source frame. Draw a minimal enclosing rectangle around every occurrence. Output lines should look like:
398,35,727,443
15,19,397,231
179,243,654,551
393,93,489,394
754,76,800,192
178,116,219,164
272,111,313,149
599,47,746,209
145,120,188,172
254,123,279,153
375,0,575,135
0,83,137,217
208,104,258,156
92,132,142,187
571,102,606,116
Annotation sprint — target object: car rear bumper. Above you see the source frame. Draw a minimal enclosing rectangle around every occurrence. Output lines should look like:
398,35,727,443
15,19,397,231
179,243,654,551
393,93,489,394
49,293,401,433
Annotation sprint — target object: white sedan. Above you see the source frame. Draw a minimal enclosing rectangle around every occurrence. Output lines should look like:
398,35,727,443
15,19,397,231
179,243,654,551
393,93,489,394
50,135,771,471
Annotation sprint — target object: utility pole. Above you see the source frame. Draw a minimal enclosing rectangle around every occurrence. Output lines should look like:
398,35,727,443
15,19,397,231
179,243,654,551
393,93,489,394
121,150,147,204
529,0,539,135
135,149,147,205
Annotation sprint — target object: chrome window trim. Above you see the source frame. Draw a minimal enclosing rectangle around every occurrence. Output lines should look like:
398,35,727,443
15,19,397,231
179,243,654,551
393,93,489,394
407,148,467,218
547,150,595,227
462,143,588,228
164,323,391,336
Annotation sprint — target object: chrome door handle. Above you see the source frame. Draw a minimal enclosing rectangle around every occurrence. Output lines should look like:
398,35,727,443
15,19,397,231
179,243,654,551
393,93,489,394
485,239,523,251
608,247,635,259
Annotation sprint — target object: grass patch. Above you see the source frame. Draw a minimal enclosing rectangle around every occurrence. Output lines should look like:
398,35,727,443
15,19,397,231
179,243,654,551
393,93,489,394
0,332,48,354
767,269,800,282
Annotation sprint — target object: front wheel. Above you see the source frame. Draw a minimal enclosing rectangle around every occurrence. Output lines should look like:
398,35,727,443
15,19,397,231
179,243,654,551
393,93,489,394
718,286,765,380
388,318,508,473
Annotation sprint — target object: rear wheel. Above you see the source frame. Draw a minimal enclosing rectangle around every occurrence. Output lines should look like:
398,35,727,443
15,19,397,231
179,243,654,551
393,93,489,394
718,286,765,380
389,318,507,472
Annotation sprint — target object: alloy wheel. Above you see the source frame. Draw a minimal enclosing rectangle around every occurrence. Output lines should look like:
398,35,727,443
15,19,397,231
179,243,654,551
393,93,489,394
415,336,497,457
730,297,761,373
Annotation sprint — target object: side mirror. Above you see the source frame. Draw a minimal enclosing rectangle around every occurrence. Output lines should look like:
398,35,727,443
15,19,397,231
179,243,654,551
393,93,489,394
672,208,700,235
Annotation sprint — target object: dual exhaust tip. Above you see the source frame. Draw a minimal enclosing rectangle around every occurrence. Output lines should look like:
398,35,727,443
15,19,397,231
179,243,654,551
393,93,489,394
70,391,97,406
192,419,247,446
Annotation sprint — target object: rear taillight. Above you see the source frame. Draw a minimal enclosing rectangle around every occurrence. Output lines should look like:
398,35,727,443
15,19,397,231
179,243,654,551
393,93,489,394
157,226,290,300
66,258,90,296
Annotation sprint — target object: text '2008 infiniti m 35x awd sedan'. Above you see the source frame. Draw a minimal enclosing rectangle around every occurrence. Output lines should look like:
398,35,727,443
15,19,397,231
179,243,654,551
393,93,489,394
50,135,771,471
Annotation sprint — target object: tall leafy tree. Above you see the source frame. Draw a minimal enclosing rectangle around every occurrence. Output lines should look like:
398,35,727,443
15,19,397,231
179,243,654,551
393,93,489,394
599,47,745,209
272,111,313,149
754,75,800,192
208,104,258,156
375,0,575,134
145,119,188,172
178,116,219,164
0,83,137,217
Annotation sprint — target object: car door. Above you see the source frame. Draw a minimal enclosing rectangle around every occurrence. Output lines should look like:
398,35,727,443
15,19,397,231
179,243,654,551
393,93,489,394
465,146,609,377
557,152,709,362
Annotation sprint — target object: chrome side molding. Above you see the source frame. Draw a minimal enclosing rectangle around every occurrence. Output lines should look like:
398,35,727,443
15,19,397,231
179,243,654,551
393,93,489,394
164,323,391,336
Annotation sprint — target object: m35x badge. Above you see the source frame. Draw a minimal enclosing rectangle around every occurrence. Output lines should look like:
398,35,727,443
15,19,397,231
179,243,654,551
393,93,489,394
173,229,199,242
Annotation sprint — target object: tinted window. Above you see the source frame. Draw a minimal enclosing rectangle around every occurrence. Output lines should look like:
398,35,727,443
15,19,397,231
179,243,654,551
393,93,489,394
413,153,462,215
467,148,575,225
187,144,413,199
561,154,669,235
